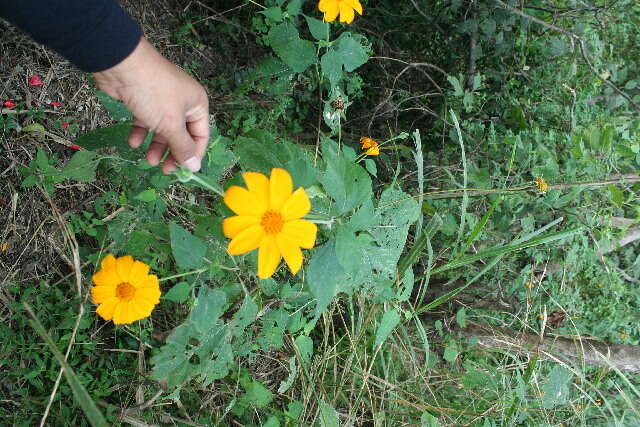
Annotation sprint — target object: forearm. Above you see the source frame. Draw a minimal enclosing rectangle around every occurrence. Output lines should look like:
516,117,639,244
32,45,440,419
0,0,141,72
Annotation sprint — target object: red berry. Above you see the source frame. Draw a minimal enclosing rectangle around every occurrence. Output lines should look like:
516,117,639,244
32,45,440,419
50,101,62,107
3,100,15,108
62,122,69,130
29,75,44,86
69,144,81,150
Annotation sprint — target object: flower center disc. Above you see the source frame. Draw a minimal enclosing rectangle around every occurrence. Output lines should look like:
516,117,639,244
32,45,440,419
116,282,136,300
261,210,284,235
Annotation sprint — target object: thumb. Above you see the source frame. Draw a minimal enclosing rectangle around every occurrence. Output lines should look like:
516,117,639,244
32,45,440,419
164,125,201,172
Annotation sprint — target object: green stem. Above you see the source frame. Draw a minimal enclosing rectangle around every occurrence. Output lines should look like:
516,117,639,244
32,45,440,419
160,268,207,283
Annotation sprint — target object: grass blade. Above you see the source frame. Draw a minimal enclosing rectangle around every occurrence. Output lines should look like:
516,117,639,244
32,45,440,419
23,303,108,427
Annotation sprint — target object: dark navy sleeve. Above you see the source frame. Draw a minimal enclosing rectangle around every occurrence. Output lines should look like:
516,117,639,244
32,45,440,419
0,1,142,72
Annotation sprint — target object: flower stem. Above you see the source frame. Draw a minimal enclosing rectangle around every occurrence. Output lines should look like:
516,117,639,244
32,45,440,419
159,268,208,283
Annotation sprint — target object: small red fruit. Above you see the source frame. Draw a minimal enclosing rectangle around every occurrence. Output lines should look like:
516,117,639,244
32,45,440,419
50,101,61,107
29,75,44,86
61,121,69,130
3,100,15,108
69,144,81,150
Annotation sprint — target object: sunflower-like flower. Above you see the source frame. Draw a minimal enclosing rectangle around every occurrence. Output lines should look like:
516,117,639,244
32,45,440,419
535,177,548,193
223,168,317,279
360,136,380,156
91,255,161,325
318,0,363,24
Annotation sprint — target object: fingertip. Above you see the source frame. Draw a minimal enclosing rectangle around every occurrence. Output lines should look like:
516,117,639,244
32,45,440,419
129,125,149,148
162,156,178,174
146,141,167,166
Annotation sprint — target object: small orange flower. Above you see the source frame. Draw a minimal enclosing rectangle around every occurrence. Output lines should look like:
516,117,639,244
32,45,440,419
91,255,161,324
0,242,8,251
535,177,548,193
318,0,363,24
360,137,380,156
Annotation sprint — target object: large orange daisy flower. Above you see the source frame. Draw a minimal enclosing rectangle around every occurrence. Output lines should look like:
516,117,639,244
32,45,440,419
223,168,318,279
318,0,363,24
91,255,161,324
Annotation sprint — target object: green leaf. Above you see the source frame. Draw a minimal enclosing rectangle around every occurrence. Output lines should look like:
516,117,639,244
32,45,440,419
242,377,273,408
335,226,365,275
151,287,232,387
542,366,573,408
320,142,372,214
24,303,108,427
420,412,443,426
305,15,329,40
456,307,467,328
61,150,99,182
267,22,316,73
318,400,340,427
163,281,192,303
320,33,369,87
608,184,624,208
95,90,133,122
443,345,459,363
374,309,401,349
23,123,46,135
294,335,313,368
75,123,132,152
134,188,157,202
306,238,345,317
169,222,207,270
286,0,303,16
259,6,283,22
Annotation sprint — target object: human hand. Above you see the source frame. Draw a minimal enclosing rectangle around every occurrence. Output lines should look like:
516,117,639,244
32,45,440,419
93,37,209,174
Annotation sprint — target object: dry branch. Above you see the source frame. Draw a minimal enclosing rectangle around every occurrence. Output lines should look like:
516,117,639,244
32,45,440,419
460,321,640,373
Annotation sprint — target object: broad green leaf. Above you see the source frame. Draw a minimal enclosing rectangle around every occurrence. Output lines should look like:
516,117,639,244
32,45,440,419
421,412,443,427
320,49,343,88
151,287,232,387
95,90,132,122
163,281,192,303
319,142,372,214
267,22,316,73
134,188,157,202
169,222,207,270
318,400,340,427
75,123,132,152
24,303,108,427
61,150,99,182
337,33,369,72
229,296,258,337
608,184,624,208
306,238,345,316
443,345,459,363
374,309,401,349
305,15,329,40
294,335,313,368
335,226,364,275
286,0,303,16
456,307,467,328
242,377,274,408
542,366,573,408
259,6,283,22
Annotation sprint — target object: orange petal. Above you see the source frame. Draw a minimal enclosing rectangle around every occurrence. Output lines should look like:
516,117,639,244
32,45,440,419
346,0,363,14
228,225,265,255
96,298,119,321
92,268,119,288
224,186,262,217
129,260,150,286
91,285,116,304
269,168,293,211
130,299,154,322
276,233,303,275
258,236,281,279
223,216,260,238
100,254,117,270
281,187,311,221
112,301,129,324
282,219,317,249
322,2,339,22
242,172,270,211
339,3,355,23
115,255,134,283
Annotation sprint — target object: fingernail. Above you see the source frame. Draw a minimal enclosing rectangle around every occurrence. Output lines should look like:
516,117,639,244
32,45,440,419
184,156,200,172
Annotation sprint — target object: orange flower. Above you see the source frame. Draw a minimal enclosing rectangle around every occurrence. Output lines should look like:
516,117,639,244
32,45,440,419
535,177,548,193
223,169,317,279
360,137,380,156
318,0,363,24
91,255,161,324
